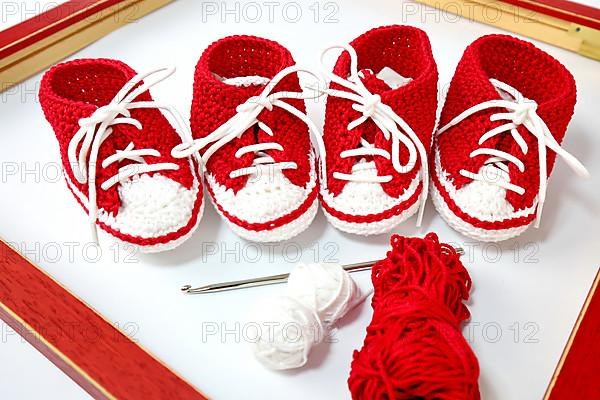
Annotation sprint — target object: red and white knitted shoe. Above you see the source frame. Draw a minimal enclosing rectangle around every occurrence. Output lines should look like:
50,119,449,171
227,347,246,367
319,26,438,235
40,59,204,252
173,36,322,242
431,35,589,242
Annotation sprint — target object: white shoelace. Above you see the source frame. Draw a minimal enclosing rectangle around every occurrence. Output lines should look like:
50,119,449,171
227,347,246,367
171,66,326,181
318,44,430,226
438,78,589,227
68,67,194,243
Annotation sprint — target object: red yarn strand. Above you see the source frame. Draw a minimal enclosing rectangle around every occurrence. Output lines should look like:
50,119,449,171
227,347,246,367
349,233,480,400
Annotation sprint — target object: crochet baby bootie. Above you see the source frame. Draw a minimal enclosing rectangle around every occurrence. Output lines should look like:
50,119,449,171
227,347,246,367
174,35,320,242
39,59,204,252
319,25,439,235
431,35,589,242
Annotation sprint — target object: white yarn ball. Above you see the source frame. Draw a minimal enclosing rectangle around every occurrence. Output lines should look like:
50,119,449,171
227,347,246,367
252,296,323,370
251,263,362,370
287,263,360,326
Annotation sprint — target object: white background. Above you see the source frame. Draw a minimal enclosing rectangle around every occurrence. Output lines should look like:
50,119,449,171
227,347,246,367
1,0,599,399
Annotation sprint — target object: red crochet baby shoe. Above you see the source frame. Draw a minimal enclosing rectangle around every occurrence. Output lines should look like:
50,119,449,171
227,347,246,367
174,35,321,242
431,35,589,242
39,59,204,252
319,25,438,235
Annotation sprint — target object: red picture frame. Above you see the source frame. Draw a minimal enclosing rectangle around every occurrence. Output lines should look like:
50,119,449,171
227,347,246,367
0,240,208,400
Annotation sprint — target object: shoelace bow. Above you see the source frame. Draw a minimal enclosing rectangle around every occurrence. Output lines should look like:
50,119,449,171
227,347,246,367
171,66,326,181
438,78,589,227
317,44,430,227
68,67,195,243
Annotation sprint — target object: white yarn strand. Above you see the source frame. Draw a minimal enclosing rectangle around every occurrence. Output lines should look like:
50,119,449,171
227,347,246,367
318,44,430,226
437,78,589,227
250,263,364,370
67,67,195,243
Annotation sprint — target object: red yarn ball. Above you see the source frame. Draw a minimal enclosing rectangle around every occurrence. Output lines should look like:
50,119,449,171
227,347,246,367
349,234,480,400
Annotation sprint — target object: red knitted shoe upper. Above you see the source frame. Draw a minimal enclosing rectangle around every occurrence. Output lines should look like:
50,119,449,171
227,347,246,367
437,35,577,210
39,59,194,216
323,25,438,198
190,35,311,193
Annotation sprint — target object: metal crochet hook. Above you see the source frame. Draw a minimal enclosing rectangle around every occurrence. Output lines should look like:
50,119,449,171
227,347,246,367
181,247,465,295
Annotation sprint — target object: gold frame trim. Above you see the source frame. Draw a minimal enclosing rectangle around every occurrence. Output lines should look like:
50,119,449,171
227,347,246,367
414,0,600,60
0,0,116,55
0,0,173,92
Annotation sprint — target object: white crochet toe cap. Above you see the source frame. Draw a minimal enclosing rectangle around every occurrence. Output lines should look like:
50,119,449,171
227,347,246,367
453,179,514,222
322,160,419,215
100,174,197,238
207,169,316,224
451,165,536,222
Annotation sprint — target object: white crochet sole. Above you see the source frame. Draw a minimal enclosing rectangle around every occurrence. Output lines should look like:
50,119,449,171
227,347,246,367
211,195,319,242
430,180,532,242
70,187,204,253
322,198,420,236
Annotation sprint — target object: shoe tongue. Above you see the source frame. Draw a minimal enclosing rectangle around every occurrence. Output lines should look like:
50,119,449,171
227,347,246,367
357,69,390,94
494,82,518,102
491,79,522,155
357,67,412,94
355,68,413,148
217,73,272,146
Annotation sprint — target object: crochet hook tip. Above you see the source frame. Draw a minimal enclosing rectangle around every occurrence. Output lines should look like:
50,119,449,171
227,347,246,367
181,284,213,294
